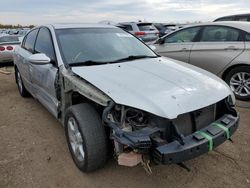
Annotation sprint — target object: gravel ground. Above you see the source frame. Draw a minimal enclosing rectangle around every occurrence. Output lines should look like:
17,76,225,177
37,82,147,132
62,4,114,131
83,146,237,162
0,68,250,188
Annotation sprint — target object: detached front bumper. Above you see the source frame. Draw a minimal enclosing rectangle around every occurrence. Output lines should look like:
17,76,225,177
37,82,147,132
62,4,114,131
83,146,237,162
153,114,239,164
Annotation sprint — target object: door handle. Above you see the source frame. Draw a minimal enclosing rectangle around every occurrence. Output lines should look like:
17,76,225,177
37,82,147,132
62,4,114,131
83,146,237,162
181,48,188,51
224,46,239,50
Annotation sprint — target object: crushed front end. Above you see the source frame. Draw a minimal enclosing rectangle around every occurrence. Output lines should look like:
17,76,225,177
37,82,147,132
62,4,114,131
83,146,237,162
102,97,239,169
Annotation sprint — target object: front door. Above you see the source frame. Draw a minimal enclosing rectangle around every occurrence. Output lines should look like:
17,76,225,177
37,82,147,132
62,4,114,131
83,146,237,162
30,27,59,117
155,27,201,63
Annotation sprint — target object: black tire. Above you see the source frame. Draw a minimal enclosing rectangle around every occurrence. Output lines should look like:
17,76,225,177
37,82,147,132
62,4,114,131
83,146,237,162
225,66,250,101
64,103,108,172
15,67,30,97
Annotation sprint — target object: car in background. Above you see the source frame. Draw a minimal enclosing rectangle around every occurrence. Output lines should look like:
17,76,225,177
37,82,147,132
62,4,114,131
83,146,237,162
119,22,159,43
0,35,21,63
98,20,127,30
17,29,30,36
154,21,250,100
0,29,7,34
14,23,239,173
153,23,180,37
214,13,250,22
7,29,19,35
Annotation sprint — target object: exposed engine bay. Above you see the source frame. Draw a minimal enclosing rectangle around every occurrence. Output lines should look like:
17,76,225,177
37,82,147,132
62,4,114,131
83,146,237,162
102,98,239,173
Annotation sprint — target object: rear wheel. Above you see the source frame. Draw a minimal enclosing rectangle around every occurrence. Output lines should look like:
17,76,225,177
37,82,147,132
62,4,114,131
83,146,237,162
15,68,30,97
225,66,250,101
65,103,108,172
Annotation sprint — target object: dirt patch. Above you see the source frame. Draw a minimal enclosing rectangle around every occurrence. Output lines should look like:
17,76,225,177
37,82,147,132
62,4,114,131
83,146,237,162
0,70,250,188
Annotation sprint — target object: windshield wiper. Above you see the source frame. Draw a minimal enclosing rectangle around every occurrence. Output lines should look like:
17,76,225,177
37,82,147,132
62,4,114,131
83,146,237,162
69,55,157,67
108,55,157,64
69,60,107,67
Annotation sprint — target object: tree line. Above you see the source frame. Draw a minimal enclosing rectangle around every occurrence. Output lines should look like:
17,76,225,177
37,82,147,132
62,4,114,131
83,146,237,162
0,24,34,29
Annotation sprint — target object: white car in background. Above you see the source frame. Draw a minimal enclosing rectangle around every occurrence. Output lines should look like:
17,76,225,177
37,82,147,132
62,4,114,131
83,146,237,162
119,22,159,43
0,35,21,63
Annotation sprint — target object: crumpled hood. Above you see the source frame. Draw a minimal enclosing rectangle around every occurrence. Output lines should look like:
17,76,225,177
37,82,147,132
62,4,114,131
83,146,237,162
72,57,233,119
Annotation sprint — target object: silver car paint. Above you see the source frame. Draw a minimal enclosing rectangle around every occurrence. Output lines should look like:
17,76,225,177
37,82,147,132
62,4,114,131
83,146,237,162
30,63,59,116
14,27,59,117
14,24,234,122
0,43,20,63
154,22,250,77
14,24,115,120
189,41,245,75
221,41,250,75
72,57,233,119
155,42,194,63
14,46,33,91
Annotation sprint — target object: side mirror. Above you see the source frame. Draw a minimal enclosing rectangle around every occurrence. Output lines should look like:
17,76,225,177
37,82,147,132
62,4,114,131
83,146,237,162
28,53,51,65
149,45,156,51
158,38,165,44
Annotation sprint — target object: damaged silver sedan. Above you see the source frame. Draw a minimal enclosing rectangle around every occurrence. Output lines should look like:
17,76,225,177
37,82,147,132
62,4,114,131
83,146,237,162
13,24,239,173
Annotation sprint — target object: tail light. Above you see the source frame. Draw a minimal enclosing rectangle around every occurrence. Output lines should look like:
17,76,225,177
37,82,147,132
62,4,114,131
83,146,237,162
6,46,13,51
135,31,145,36
155,31,160,36
0,46,5,51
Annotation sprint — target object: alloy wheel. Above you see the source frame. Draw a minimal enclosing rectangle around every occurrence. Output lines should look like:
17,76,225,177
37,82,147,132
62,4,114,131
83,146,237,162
67,117,85,162
230,72,250,97
17,71,23,93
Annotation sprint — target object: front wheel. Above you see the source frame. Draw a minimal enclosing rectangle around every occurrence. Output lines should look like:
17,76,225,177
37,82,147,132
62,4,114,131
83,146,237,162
225,66,250,101
64,103,108,172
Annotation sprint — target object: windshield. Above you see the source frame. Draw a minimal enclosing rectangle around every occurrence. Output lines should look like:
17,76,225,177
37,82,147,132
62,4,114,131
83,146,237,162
56,28,157,65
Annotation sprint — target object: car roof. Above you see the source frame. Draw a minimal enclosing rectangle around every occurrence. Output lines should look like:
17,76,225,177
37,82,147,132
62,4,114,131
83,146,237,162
183,21,250,32
47,23,117,29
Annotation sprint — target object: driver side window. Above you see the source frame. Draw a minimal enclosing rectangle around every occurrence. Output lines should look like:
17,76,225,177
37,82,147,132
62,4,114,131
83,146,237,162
35,27,56,63
165,27,200,43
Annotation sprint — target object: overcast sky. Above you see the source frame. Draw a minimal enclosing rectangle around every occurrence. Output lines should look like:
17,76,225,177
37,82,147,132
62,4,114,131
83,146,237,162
0,0,249,25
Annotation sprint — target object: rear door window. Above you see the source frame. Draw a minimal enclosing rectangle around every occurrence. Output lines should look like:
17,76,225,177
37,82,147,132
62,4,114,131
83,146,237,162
200,26,240,42
121,24,133,31
23,29,39,53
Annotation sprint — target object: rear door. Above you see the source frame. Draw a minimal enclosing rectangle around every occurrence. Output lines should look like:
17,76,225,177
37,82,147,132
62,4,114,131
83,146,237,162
155,27,201,63
15,29,39,92
189,26,245,75
30,27,59,117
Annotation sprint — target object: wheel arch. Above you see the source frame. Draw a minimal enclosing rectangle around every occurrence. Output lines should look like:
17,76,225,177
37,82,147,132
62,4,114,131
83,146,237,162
71,91,94,105
222,64,250,80
65,91,105,118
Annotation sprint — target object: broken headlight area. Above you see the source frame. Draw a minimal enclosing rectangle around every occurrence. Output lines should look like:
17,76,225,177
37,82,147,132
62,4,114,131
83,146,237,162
102,98,239,170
